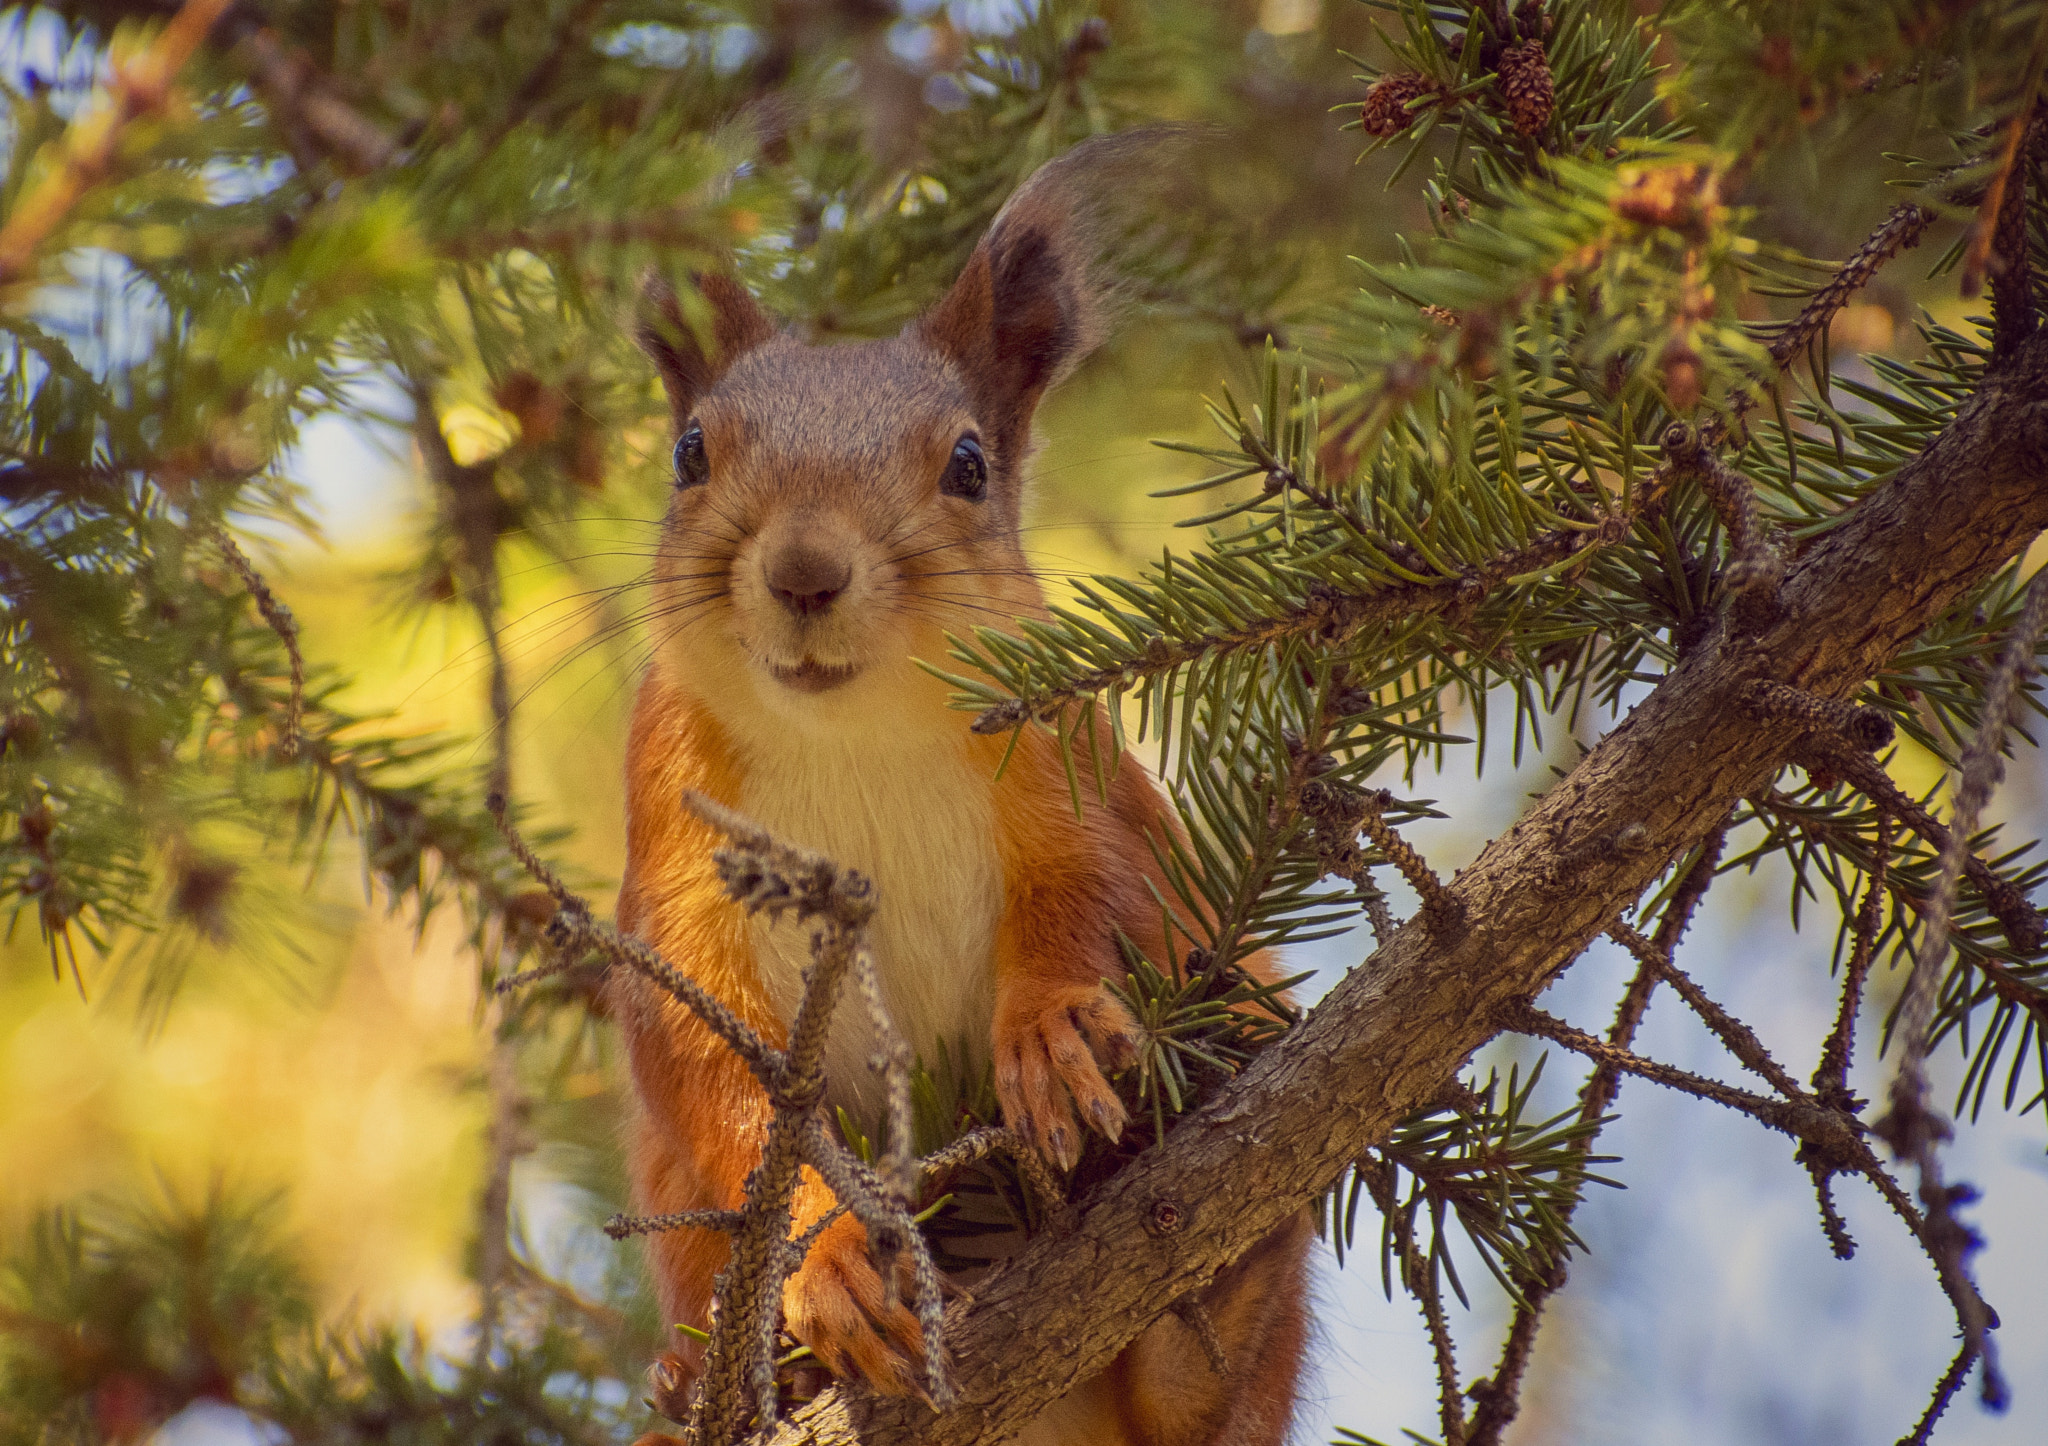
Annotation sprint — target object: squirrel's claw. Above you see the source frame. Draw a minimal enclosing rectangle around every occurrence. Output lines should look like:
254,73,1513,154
994,982,1139,1168
783,1213,930,1397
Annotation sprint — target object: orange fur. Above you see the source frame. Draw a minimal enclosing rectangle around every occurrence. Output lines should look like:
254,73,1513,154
615,135,1309,1444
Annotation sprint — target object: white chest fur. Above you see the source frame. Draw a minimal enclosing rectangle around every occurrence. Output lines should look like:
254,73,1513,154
737,728,1002,1126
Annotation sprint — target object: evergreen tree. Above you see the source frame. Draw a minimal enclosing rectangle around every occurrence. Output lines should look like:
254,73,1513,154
3,3,2046,1445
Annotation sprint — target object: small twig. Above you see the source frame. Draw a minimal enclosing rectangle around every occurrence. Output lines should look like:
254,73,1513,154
1898,1339,1979,1446
854,946,919,1207
1300,777,1399,942
1169,1297,1229,1378
1856,58,1961,94
1467,822,1727,1446
490,800,779,1080
1504,1003,1865,1153
1607,920,1806,1099
784,1203,852,1267
1739,680,1894,752
1355,788,1462,927
1874,564,2048,1412
919,1126,1071,1227
1797,739,2045,954
1804,812,1892,1260
1815,811,1890,1113
802,1118,953,1408
0,0,235,287
1660,423,1784,615
1517,1001,2001,1364
211,527,303,758
603,1209,747,1240
1766,203,1934,368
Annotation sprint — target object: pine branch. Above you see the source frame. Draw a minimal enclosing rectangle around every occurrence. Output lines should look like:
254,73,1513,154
966,510,1636,733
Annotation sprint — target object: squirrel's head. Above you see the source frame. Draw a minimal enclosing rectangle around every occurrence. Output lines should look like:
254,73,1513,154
639,133,1163,736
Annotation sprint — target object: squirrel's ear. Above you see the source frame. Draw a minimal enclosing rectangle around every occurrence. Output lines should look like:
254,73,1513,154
917,130,1191,458
918,216,1093,462
638,272,775,425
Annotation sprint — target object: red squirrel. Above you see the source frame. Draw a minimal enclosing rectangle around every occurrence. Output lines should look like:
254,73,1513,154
612,133,1310,1445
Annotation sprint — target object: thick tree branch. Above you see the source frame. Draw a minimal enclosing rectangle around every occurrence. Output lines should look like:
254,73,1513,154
748,330,2048,1445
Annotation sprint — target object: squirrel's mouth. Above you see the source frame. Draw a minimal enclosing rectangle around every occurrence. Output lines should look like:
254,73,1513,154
766,657,860,693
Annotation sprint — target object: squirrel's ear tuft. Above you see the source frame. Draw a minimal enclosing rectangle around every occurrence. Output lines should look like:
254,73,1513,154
638,272,775,425
917,127,1201,460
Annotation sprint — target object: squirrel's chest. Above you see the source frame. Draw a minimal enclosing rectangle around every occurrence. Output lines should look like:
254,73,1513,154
738,736,1003,1119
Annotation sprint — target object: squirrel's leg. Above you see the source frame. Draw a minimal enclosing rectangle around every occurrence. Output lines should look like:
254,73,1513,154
618,980,928,1410
1108,1209,1314,1446
990,730,1150,1169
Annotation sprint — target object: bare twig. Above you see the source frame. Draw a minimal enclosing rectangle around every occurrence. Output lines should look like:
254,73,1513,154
1660,423,1784,614
0,0,235,287
1466,822,1727,1446
1606,919,1806,1099
604,1209,746,1240
1795,739,2045,954
1874,564,2048,1412
1805,811,1891,1259
1766,204,1934,368
1353,787,1461,927
1739,680,1894,752
491,799,779,1079
918,1127,1070,1226
211,527,303,758
1299,778,1398,942
1815,812,1891,1113
1500,1006,1868,1158
853,946,919,1207
1899,1339,1979,1446
1168,1298,1229,1378
801,1117,952,1407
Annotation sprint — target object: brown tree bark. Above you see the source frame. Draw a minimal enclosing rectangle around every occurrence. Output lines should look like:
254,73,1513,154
759,335,2048,1446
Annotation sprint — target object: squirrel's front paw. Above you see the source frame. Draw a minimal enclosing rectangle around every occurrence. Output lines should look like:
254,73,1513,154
994,982,1142,1169
782,1213,928,1397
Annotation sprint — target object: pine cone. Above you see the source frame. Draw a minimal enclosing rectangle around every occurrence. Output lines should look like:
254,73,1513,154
1497,38,1554,137
1359,72,1442,138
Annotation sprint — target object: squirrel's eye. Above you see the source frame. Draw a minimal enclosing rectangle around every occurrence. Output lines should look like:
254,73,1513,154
673,422,710,489
940,435,987,502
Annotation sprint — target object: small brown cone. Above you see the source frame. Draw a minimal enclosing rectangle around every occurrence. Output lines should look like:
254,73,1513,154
1497,38,1554,137
1359,72,1442,138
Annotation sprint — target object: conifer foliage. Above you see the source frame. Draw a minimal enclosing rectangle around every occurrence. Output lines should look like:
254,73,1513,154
4,3,2048,1445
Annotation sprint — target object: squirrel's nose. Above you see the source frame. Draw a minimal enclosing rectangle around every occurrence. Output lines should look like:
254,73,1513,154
765,544,852,618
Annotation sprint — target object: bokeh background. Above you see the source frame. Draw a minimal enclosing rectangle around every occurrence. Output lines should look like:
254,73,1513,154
3,2,2044,1443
